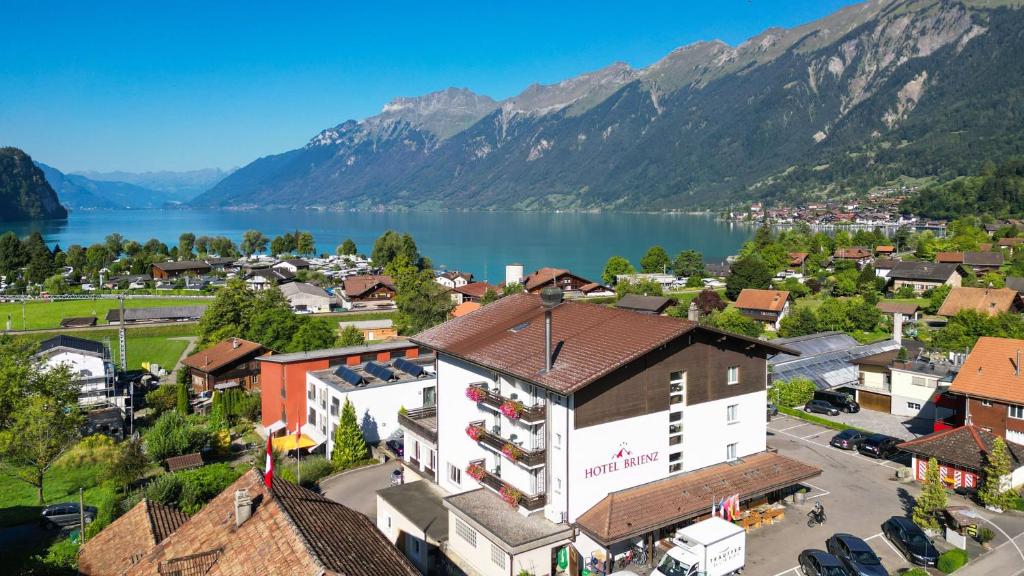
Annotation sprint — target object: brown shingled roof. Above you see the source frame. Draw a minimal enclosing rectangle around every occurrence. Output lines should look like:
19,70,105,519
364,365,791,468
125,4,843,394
898,425,1024,472
343,274,396,298
949,336,1024,405
834,247,871,259
164,452,204,472
412,293,791,395
454,281,495,299
182,338,267,373
936,287,1021,317
734,289,790,313
78,500,188,576
523,267,570,291
575,451,820,545
935,252,965,264
876,301,919,315
788,252,809,266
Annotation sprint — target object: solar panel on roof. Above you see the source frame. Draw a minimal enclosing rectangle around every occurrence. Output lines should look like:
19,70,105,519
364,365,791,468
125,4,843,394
334,365,364,386
393,357,424,377
365,362,395,381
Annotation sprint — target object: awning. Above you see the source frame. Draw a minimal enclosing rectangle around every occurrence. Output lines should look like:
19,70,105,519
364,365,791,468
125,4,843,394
265,420,287,434
214,381,241,390
272,434,318,451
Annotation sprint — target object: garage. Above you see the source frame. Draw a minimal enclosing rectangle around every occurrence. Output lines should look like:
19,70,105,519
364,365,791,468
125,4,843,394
857,389,892,413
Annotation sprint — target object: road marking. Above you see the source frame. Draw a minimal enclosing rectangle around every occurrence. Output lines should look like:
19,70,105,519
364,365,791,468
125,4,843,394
778,424,809,432
977,516,1024,562
771,567,799,576
769,422,908,471
802,481,831,499
874,532,904,557
863,532,884,540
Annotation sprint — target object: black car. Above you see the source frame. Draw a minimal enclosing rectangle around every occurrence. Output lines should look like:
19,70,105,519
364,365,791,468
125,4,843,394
830,429,868,450
767,402,779,419
813,390,860,413
882,516,938,566
797,549,847,576
858,434,899,459
804,400,840,416
386,437,404,458
40,503,97,529
826,533,887,576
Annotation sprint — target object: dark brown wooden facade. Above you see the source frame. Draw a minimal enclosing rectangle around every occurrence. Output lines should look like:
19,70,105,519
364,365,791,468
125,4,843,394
967,397,1024,440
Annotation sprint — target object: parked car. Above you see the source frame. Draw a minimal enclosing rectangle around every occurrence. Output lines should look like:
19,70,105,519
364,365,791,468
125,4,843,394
858,434,900,459
41,503,97,529
882,516,938,566
804,400,840,416
796,549,847,576
386,430,404,458
829,430,868,450
767,403,779,417
813,390,860,413
825,533,887,576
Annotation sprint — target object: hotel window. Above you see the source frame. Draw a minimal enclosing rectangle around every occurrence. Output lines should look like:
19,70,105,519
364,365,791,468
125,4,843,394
727,404,739,424
981,399,993,407
726,443,737,462
554,433,562,449
727,366,739,385
447,463,461,486
670,371,686,405
669,452,682,473
307,409,316,426
330,398,339,416
455,518,477,547
1010,405,1024,420
491,542,506,568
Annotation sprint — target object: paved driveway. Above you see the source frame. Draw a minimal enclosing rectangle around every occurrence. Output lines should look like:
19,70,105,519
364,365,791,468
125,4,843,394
750,414,1024,575
791,407,931,440
319,460,404,518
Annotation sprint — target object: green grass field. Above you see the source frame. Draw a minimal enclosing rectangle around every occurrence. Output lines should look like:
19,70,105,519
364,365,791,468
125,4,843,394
13,324,197,372
0,297,212,331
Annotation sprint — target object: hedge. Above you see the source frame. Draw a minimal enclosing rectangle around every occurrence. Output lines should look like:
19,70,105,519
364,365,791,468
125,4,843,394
937,549,968,574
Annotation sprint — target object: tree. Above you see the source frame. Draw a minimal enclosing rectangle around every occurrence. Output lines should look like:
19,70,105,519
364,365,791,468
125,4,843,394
42,274,69,295
602,255,635,285
481,288,499,305
692,289,727,317
331,398,368,470
925,284,952,314
725,255,773,300
0,231,27,277
503,282,525,296
110,438,149,491
0,394,82,503
980,437,1015,510
673,250,705,278
296,231,315,256
240,230,267,256
913,458,946,531
104,233,125,258
178,233,196,259
337,239,357,256
372,231,420,270
339,325,366,347
707,309,762,338
290,318,338,352
615,279,664,299
175,370,191,415
778,307,820,338
389,255,452,334
768,378,816,407
640,246,670,273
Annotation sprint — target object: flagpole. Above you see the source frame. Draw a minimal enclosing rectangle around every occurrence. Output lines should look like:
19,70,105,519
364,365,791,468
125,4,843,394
295,424,302,486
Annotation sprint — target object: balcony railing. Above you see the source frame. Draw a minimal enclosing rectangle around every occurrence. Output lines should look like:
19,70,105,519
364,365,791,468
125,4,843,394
398,406,438,444
468,422,545,468
467,384,546,424
471,461,546,512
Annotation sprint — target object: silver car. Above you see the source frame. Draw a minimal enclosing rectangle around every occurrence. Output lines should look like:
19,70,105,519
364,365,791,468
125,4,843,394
40,502,97,529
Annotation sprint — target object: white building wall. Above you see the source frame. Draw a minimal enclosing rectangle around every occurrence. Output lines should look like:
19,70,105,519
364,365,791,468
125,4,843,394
376,496,430,575
890,369,941,418
437,355,493,494
41,350,111,405
681,390,767,472
544,393,571,525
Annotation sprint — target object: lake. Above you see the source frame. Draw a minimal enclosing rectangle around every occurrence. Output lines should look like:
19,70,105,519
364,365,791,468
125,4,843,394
3,210,754,283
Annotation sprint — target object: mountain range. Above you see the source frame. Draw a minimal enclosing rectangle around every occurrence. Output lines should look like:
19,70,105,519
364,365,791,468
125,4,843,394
193,0,1024,211
34,163,230,210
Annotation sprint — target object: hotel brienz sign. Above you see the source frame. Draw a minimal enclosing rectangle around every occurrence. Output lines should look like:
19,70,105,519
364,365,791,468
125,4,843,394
584,442,659,478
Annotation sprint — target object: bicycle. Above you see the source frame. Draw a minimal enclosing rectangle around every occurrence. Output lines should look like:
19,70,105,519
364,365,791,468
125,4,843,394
631,544,648,565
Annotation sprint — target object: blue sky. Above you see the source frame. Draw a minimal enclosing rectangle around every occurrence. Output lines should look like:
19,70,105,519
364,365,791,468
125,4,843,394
0,0,855,173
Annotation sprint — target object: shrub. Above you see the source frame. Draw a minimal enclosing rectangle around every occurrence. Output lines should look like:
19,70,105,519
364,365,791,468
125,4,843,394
31,537,80,573
277,456,335,488
903,569,929,576
769,378,817,408
144,473,183,505
176,463,243,514
145,384,177,415
937,549,968,574
144,411,212,462
976,526,994,544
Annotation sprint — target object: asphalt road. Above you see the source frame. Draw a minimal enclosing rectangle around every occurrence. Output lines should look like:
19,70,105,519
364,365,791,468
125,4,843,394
319,460,404,518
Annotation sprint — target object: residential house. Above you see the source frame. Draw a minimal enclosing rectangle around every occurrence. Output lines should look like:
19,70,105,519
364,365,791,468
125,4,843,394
876,301,920,323
948,337,1024,446
898,425,1024,490
436,271,474,290
875,245,896,257
273,258,310,274
522,267,601,296
258,341,426,439
204,256,239,272
106,305,207,325
734,289,790,330
306,353,436,456
279,281,332,313
788,252,809,270
377,480,450,575
888,262,964,295
244,268,295,291
833,247,873,267
936,252,1004,274
936,287,1022,317
34,335,115,408
705,262,731,278
998,237,1024,254
452,301,482,318
77,470,418,576
151,260,211,279
935,252,965,264
873,258,898,280
577,282,615,297
338,319,398,342
615,273,677,288
453,281,496,304
1007,276,1024,295
613,294,675,315
341,274,397,310
389,292,819,576
182,338,270,394
855,350,956,419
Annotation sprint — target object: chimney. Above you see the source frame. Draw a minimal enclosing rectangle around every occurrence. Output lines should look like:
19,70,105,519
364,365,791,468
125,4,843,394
540,286,563,372
893,312,903,346
687,301,699,322
232,337,239,349
234,489,252,527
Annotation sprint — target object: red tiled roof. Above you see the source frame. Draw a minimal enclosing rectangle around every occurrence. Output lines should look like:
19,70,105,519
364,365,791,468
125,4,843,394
898,425,1024,472
343,274,396,298
182,339,267,373
81,469,418,576
413,293,790,395
575,452,821,544
788,252,809,266
523,267,570,291
875,245,896,253
164,452,204,472
935,252,965,263
950,336,1024,405
998,237,1024,247
876,301,919,315
734,289,790,313
834,247,871,259
78,500,188,575
454,281,495,299
937,287,1020,317
452,301,482,317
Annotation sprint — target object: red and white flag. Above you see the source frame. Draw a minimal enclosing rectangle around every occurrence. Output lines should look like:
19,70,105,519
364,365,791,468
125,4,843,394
264,434,274,490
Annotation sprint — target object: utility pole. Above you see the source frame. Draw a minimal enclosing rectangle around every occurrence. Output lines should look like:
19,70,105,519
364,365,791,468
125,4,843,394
118,292,127,371
79,487,86,545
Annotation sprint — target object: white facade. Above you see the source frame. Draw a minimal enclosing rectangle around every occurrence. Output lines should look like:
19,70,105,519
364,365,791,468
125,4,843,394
890,366,947,419
307,370,436,458
280,282,332,313
37,348,115,408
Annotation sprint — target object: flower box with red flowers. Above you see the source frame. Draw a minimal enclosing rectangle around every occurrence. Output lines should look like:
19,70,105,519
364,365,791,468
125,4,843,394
465,425,484,441
465,385,487,402
465,463,486,481
499,399,523,419
499,484,522,507
501,442,524,462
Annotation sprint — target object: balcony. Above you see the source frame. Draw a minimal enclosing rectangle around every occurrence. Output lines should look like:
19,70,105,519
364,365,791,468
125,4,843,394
468,422,545,468
469,461,546,512
398,406,437,444
467,384,546,424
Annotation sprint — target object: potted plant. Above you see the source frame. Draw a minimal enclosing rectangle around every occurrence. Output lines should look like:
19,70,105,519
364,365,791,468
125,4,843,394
465,385,486,402
465,425,484,441
500,399,524,419
466,463,486,481
501,442,524,462
500,484,522,507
